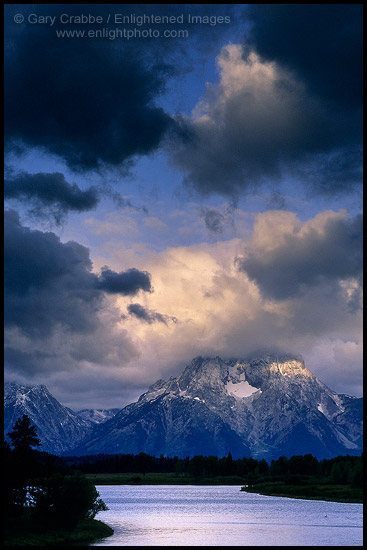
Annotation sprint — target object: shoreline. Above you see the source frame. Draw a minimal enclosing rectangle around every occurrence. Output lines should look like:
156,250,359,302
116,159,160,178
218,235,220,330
240,484,363,504
84,474,362,504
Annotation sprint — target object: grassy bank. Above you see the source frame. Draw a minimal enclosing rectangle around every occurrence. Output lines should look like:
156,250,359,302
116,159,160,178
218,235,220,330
86,472,247,485
241,481,363,503
4,518,113,546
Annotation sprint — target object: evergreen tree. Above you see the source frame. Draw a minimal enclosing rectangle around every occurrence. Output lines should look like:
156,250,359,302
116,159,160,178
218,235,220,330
329,462,344,484
6,415,41,512
226,451,233,475
7,414,41,452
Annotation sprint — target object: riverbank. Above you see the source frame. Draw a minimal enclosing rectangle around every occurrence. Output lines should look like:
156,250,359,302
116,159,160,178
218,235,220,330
241,481,363,503
86,472,247,485
84,472,363,503
4,518,113,546
86,473,363,503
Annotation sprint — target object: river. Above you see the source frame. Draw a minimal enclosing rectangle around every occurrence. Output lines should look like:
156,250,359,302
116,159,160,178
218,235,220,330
92,485,363,546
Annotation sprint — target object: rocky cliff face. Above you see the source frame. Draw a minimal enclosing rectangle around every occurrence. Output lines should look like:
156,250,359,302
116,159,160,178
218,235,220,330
69,354,363,459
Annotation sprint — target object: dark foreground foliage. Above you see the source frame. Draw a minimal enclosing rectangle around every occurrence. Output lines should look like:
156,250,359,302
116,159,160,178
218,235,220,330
4,415,113,546
4,517,113,546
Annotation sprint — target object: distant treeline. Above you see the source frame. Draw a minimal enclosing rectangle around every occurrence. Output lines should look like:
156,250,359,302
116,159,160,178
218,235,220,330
65,452,363,486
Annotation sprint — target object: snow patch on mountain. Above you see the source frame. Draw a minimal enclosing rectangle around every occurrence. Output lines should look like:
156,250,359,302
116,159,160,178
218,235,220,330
225,375,260,398
76,409,119,424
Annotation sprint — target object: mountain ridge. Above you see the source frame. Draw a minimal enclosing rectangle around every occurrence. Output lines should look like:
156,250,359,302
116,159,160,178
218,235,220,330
4,381,91,454
4,382,117,454
4,354,363,459
69,354,363,459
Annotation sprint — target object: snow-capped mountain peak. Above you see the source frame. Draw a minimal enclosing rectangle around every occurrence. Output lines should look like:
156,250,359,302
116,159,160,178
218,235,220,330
69,353,363,459
4,353,362,459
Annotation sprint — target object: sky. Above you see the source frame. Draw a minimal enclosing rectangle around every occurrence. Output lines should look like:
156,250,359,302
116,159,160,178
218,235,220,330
4,4,363,409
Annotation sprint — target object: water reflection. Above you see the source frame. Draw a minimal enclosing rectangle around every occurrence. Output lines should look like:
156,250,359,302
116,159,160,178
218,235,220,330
92,485,363,546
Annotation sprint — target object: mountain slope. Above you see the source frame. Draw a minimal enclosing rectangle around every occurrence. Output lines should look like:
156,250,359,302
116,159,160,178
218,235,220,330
4,382,92,454
76,408,120,425
70,354,363,459
72,390,251,458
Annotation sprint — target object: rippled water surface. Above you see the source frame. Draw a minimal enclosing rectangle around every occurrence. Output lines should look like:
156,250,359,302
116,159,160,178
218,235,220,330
92,485,363,546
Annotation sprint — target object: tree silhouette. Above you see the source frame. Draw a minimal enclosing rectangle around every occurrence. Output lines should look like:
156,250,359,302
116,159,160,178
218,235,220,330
5,415,109,531
226,451,233,475
7,414,41,452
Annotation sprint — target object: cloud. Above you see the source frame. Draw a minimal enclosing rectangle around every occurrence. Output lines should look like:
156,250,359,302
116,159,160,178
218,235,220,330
236,210,362,301
200,207,225,233
127,303,177,325
4,171,99,223
170,37,362,199
4,4,240,173
4,209,153,337
4,5,173,171
199,205,236,237
3,4,363,409
143,217,168,233
5,208,362,406
246,4,363,108
265,192,287,210
97,268,152,295
4,209,157,400
295,148,363,197
108,218,362,398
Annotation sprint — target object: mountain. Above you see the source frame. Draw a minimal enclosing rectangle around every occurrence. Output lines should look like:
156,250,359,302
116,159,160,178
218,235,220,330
69,354,363,459
4,382,93,454
76,408,120,424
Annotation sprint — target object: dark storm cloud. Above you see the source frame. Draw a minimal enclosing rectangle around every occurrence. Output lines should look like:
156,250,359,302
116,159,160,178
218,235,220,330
237,214,363,301
170,5,362,199
4,5,173,171
171,71,349,198
246,4,363,108
296,147,363,197
4,210,153,336
4,4,239,172
4,171,99,223
4,209,99,336
4,348,58,375
97,268,152,295
127,303,177,325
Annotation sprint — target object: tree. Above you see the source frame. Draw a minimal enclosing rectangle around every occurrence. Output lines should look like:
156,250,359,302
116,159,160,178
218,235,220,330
270,456,289,476
330,463,344,484
350,462,363,489
256,458,269,476
7,415,41,452
5,415,41,512
34,472,108,528
226,452,233,475
5,416,108,529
